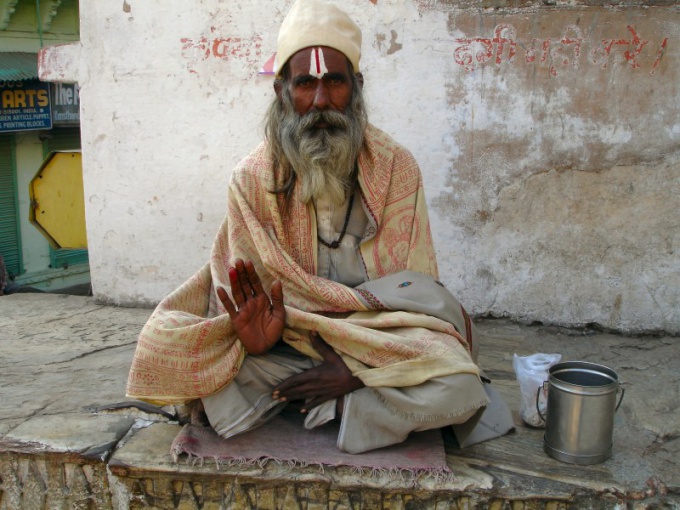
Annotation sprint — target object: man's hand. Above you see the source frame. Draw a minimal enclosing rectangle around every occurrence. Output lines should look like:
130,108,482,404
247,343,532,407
218,259,285,355
272,332,365,413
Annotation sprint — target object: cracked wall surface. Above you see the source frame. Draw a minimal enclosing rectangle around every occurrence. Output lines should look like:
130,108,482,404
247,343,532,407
433,8,679,333
37,1,680,332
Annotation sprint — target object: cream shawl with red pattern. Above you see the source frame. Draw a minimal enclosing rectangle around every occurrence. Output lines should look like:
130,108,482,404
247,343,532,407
127,125,479,405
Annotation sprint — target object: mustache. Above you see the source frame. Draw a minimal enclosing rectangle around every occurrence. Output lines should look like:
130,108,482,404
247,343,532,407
296,109,351,133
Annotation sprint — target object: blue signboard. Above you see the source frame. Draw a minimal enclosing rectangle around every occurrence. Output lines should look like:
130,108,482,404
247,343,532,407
51,83,80,125
0,79,52,132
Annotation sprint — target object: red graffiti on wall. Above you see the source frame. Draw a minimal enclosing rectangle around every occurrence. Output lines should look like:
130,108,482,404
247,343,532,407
181,35,264,74
525,26,583,76
453,25,518,69
454,24,668,77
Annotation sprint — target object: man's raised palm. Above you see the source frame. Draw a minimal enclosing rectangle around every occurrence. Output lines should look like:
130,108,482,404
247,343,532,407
218,259,285,355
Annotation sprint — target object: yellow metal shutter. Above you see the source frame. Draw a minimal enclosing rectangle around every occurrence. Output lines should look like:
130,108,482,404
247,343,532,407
43,127,89,268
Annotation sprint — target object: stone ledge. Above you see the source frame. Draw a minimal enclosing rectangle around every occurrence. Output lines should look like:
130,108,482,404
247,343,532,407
0,414,135,462
0,294,678,508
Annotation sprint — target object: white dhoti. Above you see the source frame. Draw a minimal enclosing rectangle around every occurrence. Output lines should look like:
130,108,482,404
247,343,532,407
202,343,492,454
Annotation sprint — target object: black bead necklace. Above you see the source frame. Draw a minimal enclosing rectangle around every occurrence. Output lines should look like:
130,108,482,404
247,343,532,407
317,192,355,249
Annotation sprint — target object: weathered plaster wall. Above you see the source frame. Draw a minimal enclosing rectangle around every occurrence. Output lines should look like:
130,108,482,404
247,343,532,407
39,0,679,333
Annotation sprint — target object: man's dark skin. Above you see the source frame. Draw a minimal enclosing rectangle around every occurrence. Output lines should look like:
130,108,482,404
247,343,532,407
217,46,366,415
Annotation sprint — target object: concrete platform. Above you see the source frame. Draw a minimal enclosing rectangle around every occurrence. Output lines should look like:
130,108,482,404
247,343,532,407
0,293,678,509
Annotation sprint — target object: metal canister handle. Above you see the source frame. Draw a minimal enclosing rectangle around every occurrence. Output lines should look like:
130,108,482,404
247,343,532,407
536,381,548,422
615,387,625,411
536,382,625,422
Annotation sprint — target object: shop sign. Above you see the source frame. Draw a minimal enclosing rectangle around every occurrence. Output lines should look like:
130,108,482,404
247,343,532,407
0,80,52,132
51,83,80,125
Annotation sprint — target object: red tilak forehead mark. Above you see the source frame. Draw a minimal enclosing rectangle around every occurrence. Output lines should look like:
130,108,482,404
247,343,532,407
309,47,328,78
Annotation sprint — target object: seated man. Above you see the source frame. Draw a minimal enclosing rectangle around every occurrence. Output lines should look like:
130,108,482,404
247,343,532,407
127,0,512,454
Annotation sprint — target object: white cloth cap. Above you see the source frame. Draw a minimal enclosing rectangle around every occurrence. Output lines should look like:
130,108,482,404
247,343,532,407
275,0,362,77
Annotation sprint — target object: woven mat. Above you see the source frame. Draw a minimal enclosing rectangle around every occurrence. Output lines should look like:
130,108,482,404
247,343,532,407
171,410,453,482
